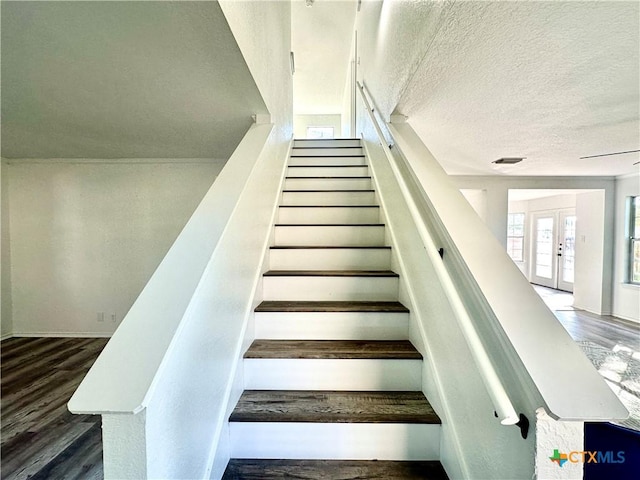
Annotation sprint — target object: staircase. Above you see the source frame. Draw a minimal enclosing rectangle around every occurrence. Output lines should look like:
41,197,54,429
222,139,448,479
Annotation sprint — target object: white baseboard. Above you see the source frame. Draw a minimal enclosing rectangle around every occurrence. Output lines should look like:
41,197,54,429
10,332,113,338
1,333,13,341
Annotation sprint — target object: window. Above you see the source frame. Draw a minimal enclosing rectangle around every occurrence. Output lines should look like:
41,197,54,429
507,213,525,262
306,126,334,139
629,196,640,284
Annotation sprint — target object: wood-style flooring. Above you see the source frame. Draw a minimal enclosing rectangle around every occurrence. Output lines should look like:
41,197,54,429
1,337,107,480
1,289,636,478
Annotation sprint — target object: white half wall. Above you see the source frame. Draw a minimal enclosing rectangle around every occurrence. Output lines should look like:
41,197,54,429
6,159,224,337
612,174,640,322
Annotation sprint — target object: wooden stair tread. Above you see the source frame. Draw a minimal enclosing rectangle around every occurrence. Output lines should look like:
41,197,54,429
244,340,422,359
223,459,448,479
282,189,375,192
229,390,440,424
285,175,371,179
263,270,398,277
269,246,391,250
290,154,365,157
293,145,363,149
274,224,382,226
255,300,408,313
287,165,367,168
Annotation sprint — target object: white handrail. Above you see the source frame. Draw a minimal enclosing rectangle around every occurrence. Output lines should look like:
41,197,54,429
357,81,521,425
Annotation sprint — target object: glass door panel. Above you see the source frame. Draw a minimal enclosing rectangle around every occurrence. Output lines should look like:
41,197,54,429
557,213,576,292
532,215,556,288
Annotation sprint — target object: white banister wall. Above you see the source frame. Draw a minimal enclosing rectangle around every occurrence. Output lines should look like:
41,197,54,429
387,119,626,422
358,96,535,479
356,83,627,478
69,122,290,479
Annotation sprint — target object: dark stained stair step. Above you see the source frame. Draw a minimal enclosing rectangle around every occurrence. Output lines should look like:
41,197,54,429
285,175,371,179
290,154,365,158
292,145,363,149
223,459,448,480
263,270,398,277
244,340,422,360
255,300,408,313
269,246,391,250
229,390,440,424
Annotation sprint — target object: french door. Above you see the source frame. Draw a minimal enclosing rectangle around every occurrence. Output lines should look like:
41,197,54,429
531,210,576,292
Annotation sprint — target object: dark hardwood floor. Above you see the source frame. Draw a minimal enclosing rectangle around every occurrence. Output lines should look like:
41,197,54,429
1,290,636,478
1,337,107,480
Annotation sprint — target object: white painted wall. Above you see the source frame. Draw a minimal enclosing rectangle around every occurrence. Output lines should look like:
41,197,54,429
455,176,616,317
294,114,342,138
6,160,224,337
460,189,488,222
1,160,12,338
612,174,640,322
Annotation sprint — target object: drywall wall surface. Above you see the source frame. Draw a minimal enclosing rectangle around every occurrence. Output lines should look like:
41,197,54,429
535,408,584,480
507,194,578,281
574,191,608,314
612,174,640,322
460,189,487,222
524,194,577,214
219,0,293,140
294,114,342,138
7,160,224,336
355,0,452,121
102,411,147,479
1,160,12,338
454,176,616,309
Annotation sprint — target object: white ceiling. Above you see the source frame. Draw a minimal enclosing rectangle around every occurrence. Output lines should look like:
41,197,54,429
291,0,357,115
356,0,639,177
1,1,268,159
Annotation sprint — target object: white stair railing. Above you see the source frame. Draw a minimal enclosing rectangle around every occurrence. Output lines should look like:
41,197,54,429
357,80,627,425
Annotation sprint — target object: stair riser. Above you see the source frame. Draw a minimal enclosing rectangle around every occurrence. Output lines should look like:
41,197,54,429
263,276,398,301
287,166,368,177
284,177,372,190
274,225,385,247
289,156,366,166
281,191,376,206
269,248,391,270
243,359,422,390
293,139,361,148
292,147,364,156
229,422,440,460
254,312,409,340
278,207,380,224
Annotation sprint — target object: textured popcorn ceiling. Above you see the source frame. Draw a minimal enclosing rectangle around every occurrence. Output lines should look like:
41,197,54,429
358,0,639,176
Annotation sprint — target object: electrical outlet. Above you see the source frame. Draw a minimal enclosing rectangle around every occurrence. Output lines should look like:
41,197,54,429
110,313,117,323
97,312,104,323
